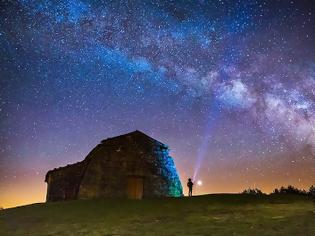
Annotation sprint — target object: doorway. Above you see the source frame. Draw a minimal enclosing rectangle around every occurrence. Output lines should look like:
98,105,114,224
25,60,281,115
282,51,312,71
127,176,144,199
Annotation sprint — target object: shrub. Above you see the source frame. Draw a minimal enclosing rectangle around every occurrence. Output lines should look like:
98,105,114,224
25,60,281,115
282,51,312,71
242,188,264,196
272,185,308,195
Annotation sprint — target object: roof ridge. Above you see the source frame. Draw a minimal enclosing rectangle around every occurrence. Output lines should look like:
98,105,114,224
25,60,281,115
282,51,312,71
101,130,166,145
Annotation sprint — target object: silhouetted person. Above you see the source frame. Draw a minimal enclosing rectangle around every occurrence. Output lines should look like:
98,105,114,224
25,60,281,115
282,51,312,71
187,178,193,196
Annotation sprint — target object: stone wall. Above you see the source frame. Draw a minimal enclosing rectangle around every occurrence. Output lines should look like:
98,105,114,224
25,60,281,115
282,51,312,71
46,131,183,201
46,161,86,201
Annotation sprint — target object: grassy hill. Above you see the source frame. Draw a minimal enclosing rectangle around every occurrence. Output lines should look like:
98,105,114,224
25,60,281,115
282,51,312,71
1,194,314,236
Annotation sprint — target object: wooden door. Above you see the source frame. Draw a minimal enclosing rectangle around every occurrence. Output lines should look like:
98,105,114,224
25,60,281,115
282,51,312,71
127,176,144,199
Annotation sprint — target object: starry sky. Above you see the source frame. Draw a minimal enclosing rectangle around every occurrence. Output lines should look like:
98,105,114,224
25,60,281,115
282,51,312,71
0,0,314,208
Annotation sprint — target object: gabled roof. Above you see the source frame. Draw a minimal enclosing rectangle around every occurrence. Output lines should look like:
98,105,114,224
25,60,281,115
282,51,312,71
45,130,169,180
101,130,168,148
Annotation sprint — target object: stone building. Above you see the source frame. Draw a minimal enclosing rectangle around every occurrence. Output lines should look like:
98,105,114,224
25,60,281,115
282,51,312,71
45,130,183,201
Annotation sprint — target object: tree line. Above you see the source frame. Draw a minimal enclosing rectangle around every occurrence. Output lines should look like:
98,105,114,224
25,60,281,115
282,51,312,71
242,185,315,196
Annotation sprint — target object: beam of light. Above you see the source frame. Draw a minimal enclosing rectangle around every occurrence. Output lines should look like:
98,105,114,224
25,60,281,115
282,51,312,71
193,103,220,182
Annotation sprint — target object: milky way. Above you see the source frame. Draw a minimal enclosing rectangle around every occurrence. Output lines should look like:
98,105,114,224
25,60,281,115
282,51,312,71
0,0,314,207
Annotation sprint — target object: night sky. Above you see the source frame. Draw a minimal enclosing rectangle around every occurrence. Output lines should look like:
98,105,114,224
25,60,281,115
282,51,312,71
1,0,314,208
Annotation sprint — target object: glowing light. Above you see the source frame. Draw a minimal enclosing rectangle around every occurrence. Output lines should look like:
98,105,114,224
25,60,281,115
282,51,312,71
193,104,220,181
197,180,202,186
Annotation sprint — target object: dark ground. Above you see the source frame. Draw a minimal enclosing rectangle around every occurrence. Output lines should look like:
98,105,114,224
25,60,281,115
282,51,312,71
1,194,314,236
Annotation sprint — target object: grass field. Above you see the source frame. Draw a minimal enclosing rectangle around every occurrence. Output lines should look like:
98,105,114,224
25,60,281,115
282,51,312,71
1,194,314,236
